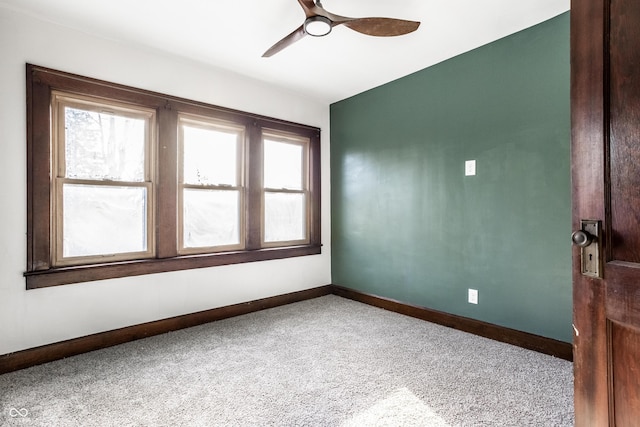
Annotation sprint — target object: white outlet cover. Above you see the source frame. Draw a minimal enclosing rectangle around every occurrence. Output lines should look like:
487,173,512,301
468,289,478,304
465,160,476,176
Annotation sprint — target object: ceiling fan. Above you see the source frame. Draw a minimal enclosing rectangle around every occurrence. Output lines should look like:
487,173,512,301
263,0,421,57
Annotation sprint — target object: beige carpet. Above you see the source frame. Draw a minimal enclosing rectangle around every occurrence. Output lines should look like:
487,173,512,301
0,295,573,426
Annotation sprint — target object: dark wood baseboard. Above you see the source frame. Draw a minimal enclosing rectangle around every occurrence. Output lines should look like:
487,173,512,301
0,283,572,375
0,285,333,375
331,285,573,361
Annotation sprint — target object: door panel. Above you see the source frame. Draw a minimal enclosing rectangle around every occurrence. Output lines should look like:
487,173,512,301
572,0,640,424
610,0,640,265
610,322,640,427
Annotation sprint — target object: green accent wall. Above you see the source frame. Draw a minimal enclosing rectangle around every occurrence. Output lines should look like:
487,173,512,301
330,13,571,343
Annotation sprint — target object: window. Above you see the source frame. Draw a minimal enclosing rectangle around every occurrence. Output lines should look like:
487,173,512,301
25,65,321,289
178,115,246,253
52,92,156,266
262,132,309,246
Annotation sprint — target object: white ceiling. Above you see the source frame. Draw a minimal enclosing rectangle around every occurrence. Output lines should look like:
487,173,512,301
1,0,569,104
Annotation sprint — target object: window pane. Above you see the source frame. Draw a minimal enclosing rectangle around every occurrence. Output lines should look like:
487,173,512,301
264,140,303,190
183,125,239,186
264,192,306,242
63,184,147,257
183,188,240,248
65,106,146,182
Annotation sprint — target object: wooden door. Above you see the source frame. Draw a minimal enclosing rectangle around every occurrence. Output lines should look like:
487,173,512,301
572,0,640,425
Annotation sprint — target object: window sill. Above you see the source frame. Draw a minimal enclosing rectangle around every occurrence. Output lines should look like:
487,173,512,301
25,245,322,289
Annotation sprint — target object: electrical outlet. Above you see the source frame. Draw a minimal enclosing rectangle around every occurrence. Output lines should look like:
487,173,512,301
465,160,476,176
468,289,478,304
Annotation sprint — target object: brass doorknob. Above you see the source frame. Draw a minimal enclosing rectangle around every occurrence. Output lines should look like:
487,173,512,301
571,230,594,248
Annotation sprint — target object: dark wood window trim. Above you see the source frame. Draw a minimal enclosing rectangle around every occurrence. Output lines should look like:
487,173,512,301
25,64,321,289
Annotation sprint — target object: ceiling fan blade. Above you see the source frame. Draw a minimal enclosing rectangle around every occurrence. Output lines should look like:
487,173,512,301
262,25,307,57
297,0,317,17
342,18,420,37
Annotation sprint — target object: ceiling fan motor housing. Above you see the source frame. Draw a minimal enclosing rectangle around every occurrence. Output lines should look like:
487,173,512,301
304,15,332,37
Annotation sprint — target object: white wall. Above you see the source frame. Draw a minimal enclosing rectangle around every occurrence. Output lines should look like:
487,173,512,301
0,8,331,356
